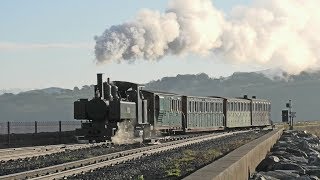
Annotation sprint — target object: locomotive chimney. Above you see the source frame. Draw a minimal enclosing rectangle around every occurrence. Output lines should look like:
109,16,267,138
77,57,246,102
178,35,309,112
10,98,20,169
103,79,113,101
252,96,256,99
97,73,103,98
244,95,248,99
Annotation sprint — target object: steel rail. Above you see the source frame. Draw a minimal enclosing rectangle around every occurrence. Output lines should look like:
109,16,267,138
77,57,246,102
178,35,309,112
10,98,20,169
0,142,112,162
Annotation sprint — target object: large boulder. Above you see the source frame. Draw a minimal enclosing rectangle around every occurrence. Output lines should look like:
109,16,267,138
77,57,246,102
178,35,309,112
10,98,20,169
256,156,280,172
261,170,300,180
273,162,306,174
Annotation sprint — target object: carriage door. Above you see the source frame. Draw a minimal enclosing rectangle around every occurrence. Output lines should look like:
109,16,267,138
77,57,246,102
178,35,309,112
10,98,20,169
155,95,164,125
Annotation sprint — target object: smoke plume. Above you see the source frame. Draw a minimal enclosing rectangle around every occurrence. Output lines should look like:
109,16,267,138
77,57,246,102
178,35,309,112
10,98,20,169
111,120,139,144
95,0,320,74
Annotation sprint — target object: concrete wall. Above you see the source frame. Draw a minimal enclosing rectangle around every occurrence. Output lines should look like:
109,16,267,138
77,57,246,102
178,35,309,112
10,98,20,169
184,128,284,180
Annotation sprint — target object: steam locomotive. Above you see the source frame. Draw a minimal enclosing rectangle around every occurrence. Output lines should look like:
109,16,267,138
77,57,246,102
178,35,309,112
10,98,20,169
74,74,271,142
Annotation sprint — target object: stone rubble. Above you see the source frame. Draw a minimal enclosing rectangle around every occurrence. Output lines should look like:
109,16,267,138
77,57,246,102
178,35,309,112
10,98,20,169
251,130,320,180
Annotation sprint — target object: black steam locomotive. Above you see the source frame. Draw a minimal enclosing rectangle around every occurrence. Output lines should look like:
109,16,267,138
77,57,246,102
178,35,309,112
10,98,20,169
74,74,271,142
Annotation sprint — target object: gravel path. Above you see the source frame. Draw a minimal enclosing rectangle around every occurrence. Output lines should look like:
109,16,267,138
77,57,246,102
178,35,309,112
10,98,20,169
0,143,147,176
67,130,269,180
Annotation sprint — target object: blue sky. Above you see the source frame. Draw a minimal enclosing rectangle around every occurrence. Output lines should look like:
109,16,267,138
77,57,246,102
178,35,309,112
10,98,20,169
0,0,260,89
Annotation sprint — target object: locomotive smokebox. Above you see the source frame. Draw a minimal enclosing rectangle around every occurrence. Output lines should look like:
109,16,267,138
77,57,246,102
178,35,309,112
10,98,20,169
97,73,103,98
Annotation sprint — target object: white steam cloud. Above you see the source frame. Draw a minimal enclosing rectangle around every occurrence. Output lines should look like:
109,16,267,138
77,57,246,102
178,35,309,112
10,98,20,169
95,0,320,74
111,120,139,144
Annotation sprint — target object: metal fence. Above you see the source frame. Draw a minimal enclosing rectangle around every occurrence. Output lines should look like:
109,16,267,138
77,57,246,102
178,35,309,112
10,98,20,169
0,121,81,135
0,121,82,148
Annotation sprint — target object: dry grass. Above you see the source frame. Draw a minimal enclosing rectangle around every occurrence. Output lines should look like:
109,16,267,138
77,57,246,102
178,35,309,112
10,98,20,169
287,121,320,137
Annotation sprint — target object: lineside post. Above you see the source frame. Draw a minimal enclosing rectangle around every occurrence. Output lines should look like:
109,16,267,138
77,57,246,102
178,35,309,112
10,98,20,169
7,121,10,147
35,121,38,134
59,121,62,144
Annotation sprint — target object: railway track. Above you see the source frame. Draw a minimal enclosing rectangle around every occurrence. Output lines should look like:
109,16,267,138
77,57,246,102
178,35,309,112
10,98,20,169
0,133,206,162
0,131,249,180
0,142,111,162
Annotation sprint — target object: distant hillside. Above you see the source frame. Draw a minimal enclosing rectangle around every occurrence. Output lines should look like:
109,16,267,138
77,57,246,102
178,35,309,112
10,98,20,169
0,70,319,122
0,86,94,122
0,88,31,95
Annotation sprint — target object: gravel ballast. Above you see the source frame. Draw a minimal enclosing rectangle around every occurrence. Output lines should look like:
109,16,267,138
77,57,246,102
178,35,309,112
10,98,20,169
0,143,146,176
67,130,269,180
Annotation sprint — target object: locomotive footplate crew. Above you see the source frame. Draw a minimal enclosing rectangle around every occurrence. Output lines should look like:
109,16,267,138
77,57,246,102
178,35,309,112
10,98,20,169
74,74,271,142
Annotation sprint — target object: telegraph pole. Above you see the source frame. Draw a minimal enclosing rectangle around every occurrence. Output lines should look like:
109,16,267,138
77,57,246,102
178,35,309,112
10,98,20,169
288,100,292,130
286,100,296,130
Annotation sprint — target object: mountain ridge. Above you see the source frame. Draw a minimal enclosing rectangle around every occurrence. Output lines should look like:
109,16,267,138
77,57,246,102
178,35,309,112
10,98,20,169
0,70,319,122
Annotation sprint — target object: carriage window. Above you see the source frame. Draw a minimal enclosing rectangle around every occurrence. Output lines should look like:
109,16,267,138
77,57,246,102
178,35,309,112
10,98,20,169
202,102,205,112
172,100,175,111
259,103,261,111
206,102,208,112
177,100,179,111
194,102,198,112
202,102,204,112
191,101,194,112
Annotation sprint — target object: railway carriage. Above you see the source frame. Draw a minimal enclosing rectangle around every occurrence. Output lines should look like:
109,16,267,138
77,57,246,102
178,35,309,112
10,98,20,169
182,96,224,132
250,98,271,127
223,97,251,128
141,90,183,133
